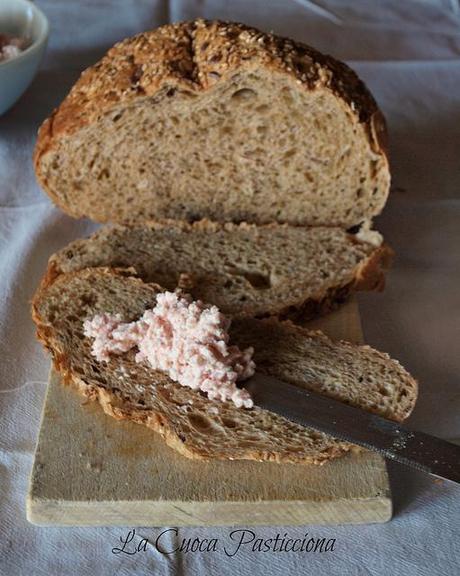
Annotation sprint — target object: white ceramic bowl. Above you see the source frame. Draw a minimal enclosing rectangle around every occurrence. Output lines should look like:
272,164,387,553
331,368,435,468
0,0,49,115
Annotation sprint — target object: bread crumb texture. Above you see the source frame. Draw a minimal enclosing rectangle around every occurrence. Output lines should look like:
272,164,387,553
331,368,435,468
48,220,392,319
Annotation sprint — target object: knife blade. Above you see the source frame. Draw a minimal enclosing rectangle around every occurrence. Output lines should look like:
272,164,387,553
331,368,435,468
244,372,460,484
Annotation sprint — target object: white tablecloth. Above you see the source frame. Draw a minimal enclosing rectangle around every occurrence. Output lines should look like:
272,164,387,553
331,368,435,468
1,1,459,574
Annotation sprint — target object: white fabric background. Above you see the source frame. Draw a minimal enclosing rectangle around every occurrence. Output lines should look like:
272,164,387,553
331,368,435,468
1,1,459,574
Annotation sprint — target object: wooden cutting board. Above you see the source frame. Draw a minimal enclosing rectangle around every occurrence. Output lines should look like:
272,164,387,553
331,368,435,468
27,298,392,526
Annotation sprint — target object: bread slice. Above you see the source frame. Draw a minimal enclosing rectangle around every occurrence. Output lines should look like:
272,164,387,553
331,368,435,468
34,19,389,228
32,267,417,464
46,220,391,320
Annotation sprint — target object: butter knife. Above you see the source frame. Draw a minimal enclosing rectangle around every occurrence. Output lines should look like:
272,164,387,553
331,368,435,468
245,373,460,484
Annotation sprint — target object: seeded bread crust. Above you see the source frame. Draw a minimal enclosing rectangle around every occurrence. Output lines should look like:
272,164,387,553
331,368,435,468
32,267,417,464
35,19,387,162
34,19,389,226
43,219,393,321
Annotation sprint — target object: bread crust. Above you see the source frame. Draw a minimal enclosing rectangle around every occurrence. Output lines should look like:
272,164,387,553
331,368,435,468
34,19,388,208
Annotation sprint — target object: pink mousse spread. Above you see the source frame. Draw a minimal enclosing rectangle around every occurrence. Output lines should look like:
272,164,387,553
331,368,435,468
83,292,255,408
0,34,28,62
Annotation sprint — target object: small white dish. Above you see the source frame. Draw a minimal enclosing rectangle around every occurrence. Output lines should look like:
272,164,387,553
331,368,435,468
0,0,49,115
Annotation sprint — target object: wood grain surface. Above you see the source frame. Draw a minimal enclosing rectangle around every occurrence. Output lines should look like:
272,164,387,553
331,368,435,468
27,298,392,526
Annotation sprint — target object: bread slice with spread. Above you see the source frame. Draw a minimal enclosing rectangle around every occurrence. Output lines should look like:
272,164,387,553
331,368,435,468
32,267,417,464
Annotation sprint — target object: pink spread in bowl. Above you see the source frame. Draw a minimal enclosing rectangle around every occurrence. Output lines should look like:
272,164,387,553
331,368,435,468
84,292,255,408
0,34,28,62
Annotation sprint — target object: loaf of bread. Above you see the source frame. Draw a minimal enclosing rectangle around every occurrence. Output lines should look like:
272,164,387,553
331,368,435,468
46,220,391,319
32,267,417,464
34,19,389,228
32,21,408,466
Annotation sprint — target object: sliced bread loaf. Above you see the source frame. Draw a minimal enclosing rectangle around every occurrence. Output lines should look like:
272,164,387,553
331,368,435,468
46,220,392,319
34,19,389,228
32,267,417,464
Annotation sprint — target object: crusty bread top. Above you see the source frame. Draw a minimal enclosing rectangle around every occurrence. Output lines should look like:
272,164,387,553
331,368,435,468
35,19,386,162
45,219,392,319
32,267,417,464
